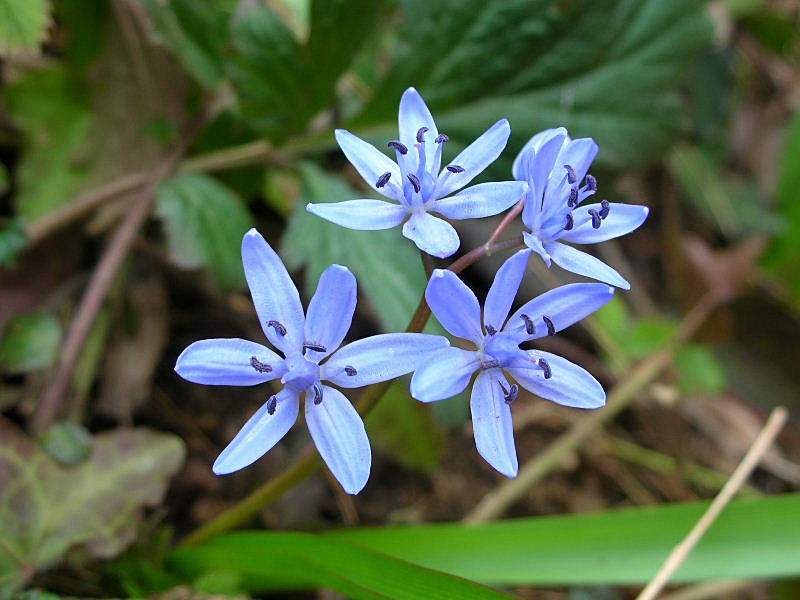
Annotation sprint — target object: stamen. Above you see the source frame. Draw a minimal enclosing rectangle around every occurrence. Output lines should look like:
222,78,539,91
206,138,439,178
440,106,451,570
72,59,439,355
303,342,327,353
586,174,597,192
538,358,552,379
485,324,497,336
564,165,577,184
504,383,519,405
542,315,556,336
446,164,465,173
267,320,287,336
375,171,392,188
520,313,535,335
599,199,610,219
313,384,323,405
407,173,421,193
481,359,501,370
250,356,272,373
435,133,449,144
266,395,277,415
344,366,357,376
568,187,579,207
564,213,574,231
416,127,429,143
588,208,602,229
388,140,408,155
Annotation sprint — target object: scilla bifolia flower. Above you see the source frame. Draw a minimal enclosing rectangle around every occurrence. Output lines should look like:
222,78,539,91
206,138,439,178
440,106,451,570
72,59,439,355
175,229,448,494
514,128,649,289
307,87,527,258
411,250,613,477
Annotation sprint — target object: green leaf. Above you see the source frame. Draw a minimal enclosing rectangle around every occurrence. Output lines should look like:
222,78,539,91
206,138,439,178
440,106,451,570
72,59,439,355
0,0,50,53
0,217,28,268
325,494,800,585
0,313,61,373
0,422,185,595
675,344,727,396
169,532,513,599
39,421,93,466
155,173,253,291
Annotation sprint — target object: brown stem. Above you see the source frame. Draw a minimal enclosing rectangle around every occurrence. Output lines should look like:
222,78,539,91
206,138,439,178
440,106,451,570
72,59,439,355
486,198,524,246
420,250,435,280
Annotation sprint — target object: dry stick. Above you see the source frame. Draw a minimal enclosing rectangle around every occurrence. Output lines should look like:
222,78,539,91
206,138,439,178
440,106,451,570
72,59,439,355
464,292,720,524
635,406,788,600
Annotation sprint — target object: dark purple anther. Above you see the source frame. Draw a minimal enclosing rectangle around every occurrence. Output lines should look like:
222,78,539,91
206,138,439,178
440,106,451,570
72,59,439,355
313,385,323,405
504,383,519,405
481,359,501,370
542,315,555,336
565,165,577,184
446,164,465,173
388,140,408,155
268,320,287,336
344,366,357,376
266,395,277,415
599,199,610,219
588,208,602,229
435,133,449,144
586,174,597,192
538,358,552,379
416,127,429,143
564,213,574,231
485,324,497,336
568,188,579,207
250,356,272,373
376,171,392,188
520,313,535,335
303,342,327,353
407,173,421,193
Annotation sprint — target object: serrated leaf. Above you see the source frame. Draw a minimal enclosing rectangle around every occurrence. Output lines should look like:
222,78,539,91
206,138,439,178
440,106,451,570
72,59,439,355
0,421,185,595
0,312,61,373
0,0,50,54
156,173,253,291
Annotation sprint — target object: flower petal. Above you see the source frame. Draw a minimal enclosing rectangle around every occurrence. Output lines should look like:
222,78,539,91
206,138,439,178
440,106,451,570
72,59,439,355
523,231,552,267
521,131,568,230
175,338,286,386
306,385,371,494
212,388,299,474
512,127,568,181
553,137,598,184
471,370,518,477
304,265,357,361
398,87,439,173
402,212,460,258
335,129,401,198
425,268,484,342
434,119,511,198
559,203,649,244
323,333,450,388
431,181,526,220
410,347,479,402
509,351,605,409
484,249,531,333
242,229,306,354
306,199,408,230
544,241,631,289
505,282,614,341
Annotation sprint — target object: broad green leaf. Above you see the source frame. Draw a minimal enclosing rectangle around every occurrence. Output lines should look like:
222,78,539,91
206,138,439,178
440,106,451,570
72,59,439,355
326,494,800,585
675,344,727,396
0,422,185,595
0,217,28,268
155,173,253,291
39,421,93,466
0,0,50,53
169,532,513,599
0,313,61,373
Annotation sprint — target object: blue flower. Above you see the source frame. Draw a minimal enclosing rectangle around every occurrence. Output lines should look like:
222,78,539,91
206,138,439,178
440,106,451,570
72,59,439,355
514,128,649,289
307,87,528,258
175,229,448,494
411,250,613,477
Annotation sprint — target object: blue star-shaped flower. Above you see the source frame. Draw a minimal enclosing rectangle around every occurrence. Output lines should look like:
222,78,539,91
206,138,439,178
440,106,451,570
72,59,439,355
514,127,649,289
411,250,613,477
307,87,527,258
175,229,449,494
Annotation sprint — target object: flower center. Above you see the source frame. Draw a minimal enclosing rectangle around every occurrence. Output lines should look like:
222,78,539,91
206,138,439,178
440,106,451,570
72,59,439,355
282,354,321,393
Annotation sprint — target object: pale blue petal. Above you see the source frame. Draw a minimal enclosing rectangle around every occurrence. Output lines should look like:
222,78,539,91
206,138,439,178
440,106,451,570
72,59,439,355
544,240,630,289
559,203,649,244
398,87,439,174
552,137,598,184
402,212,460,258
335,129,401,198
175,338,286,386
521,131,568,229
471,370,518,477
306,385,371,494
323,333,449,387
212,388,299,474
307,200,408,230
484,249,531,333
434,119,510,198
512,127,568,181
425,269,484,342
523,231,552,267
506,282,614,341
431,181,526,220
410,347,479,402
509,351,605,409
242,229,305,354
304,265,356,361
